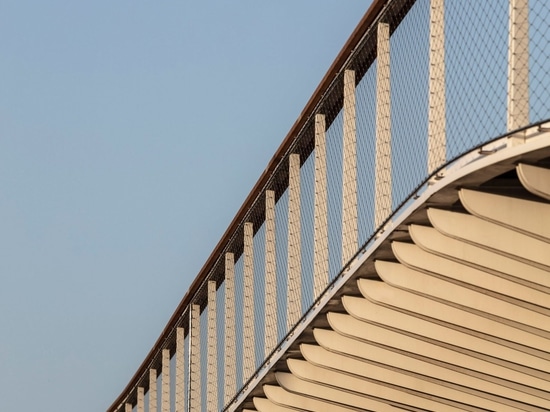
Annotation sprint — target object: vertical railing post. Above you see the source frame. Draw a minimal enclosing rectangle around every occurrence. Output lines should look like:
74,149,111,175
190,304,201,411
207,280,218,410
507,0,530,145
175,327,185,412
137,387,144,412
149,369,157,412
264,190,277,356
224,253,236,406
286,153,302,331
161,349,170,412
341,70,358,265
242,222,255,382
313,114,329,298
374,22,392,229
125,403,132,412
428,0,446,174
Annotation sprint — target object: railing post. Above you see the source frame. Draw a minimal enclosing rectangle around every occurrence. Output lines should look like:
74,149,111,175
342,70,358,265
375,22,392,229
137,387,144,412
286,153,302,331
149,369,157,412
313,114,329,298
428,0,446,174
224,252,236,406
242,222,255,382
125,403,132,412
175,327,185,412
264,190,277,356
190,304,201,411
161,349,170,412
207,280,218,410
507,0,530,144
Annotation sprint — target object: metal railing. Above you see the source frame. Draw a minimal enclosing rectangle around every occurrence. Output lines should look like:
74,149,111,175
108,0,550,411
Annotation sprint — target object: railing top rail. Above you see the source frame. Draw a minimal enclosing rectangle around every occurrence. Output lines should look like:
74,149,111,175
107,1,389,410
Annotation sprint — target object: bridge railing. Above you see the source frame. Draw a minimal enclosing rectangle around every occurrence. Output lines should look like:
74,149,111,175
108,0,550,411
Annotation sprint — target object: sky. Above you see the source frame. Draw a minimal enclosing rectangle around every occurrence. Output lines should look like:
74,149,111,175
0,2,371,411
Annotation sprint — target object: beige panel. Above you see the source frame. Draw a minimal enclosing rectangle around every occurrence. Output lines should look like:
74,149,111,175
392,241,550,310
175,327,185,412
300,343,542,411
286,360,466,412
459,189,550,241
137,387,144,412
347,287,550,375
356,271,550,354
125,403,132,412
243,222,256,382
375,22,392,228
409,224,550,289
313,114,329,299
190,304,201,411
314,326,550,400
507,0,530,133
224,253,237,404
161,349,170,412
272,374,405,412
149,369,157,412
287,153,302,331
517,163,550,201
428,0,446,173
263,383,359,411
253,396,301,412
264,190,278,356
341,70,358,265
427,208,550,267
207,281,218,411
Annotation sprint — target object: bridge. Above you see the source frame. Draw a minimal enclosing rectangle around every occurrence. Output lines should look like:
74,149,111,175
108,0,550,410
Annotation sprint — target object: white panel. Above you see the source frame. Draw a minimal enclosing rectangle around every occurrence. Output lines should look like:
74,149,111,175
341,70,358,264
313,114,329,298
224,253,237,405
264,190,278,356
149,369,157,412
190,304,201,411
161,349,170,412
287,154,302,331
243,222,256,382
375,22,392,228
207,281,218,411
428,0,446,172
175,327,185,412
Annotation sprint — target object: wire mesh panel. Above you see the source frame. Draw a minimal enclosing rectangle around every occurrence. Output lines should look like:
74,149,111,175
530,0,550,124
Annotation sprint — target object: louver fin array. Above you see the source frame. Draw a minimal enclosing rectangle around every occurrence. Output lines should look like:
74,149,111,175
251,164,550,411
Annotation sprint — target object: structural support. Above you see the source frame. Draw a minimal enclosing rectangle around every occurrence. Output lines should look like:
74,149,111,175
190,304,201,411
137,387,144,412
341,70,358,265
264,190,277,357
224,253,236,405
161,349,170,412
125,403,132,412
207,280,218,411
428,0,446,174
374,22,392,229
175,327,185,412
149,369,157,412
314,114,329,298
507,0,530,141
243,222,256,382
287,153,302,331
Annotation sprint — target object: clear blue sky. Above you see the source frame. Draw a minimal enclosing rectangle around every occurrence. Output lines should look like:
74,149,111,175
0,2,370,411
